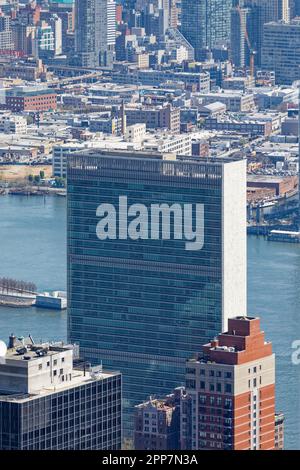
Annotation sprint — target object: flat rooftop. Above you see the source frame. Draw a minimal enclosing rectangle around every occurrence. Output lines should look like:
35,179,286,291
247,174,293,184
70,148,244,166
0,368,118,403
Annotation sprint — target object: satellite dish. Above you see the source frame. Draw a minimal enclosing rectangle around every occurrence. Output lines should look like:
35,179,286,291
0,341,7,357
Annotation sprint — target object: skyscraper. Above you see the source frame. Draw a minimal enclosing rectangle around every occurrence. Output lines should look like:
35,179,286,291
244,0,281,66
74,0,116,67
185,316,276,450
67,150,247,437
231,4,252,68
181,0,232,61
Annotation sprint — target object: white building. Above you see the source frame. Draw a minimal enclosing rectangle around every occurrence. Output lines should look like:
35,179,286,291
125,123,146,143
0,114,27,134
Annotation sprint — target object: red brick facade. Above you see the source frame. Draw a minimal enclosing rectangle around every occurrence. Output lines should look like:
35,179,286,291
186,317,276,450
6,93,57,112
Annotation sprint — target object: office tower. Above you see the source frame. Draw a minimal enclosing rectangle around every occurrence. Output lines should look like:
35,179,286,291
245,0,281,66
67,149,247,437
185,316,276,450
134,387,191,450
181,0,232,61
0,335,122,450
74,0,116,67
262,19,300,84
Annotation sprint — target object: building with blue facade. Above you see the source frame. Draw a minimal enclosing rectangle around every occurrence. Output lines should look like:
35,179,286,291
67,149,247,438
181,0,232,61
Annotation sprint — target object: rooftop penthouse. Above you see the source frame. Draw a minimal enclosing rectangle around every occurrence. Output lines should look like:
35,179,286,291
0,335,118,400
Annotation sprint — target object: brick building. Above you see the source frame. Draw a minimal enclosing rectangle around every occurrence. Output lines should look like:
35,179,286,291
247,175,298,198
125,104,180,133
6,87,57,112
134,387,191,451
185,316,276,450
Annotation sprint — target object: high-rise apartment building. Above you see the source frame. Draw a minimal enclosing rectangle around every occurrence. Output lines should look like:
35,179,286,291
243,0,281,66
0,12,14,51
0,335,122,450
230,5,252,68
262,19,300,84
74,0,116,67
67,149,247,436
181,0,232,61
185,316,276,450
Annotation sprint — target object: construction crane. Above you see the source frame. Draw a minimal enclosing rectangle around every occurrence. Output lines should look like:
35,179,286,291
237,5,257,78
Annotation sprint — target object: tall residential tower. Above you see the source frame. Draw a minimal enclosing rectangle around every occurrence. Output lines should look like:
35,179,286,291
74,0,116,67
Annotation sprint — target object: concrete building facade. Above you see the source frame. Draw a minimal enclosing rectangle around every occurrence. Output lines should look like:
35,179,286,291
0,335,122,450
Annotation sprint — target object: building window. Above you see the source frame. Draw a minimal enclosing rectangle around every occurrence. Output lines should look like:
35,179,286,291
225,383,232,393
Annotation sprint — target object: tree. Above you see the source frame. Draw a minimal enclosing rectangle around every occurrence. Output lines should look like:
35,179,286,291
34,175,40,184
28,174,34,183
39,170,45,180
54,177,66,188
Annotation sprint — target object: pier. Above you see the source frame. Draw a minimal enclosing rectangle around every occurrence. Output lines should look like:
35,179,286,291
0,278,66,310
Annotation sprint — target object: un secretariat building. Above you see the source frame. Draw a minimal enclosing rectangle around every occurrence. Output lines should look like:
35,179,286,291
67,149,247,437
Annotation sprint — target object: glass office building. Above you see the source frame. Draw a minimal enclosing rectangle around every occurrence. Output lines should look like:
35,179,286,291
0,338,122,450
181,0,232,60
0,375,121,450
67,150,246,436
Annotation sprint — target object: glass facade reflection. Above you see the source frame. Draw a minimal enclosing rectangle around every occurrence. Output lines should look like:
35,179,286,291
0,374,121,450
67,151,246,437
181,0,232,60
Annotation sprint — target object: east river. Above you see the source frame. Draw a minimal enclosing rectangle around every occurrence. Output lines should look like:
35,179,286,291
0,195,299,449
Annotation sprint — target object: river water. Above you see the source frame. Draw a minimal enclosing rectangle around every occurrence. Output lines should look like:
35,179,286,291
0,195,299,449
